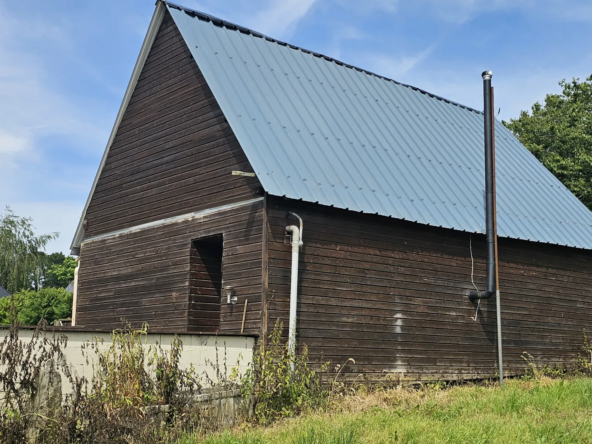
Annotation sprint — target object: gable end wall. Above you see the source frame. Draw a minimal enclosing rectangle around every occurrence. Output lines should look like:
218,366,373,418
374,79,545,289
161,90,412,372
75,11,264,332
83,10,261,238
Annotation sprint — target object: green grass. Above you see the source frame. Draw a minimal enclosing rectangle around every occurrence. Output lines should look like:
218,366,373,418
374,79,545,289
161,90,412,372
179,378,592,444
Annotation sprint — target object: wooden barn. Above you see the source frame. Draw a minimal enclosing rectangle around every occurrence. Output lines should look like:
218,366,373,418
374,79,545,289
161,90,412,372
70,1,592,380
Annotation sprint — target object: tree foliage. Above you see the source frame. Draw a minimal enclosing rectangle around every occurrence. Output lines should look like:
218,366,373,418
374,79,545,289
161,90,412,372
0,207,58,293
35,252,66,289
0,288,72,325
46,256,77,288
503,75,592,210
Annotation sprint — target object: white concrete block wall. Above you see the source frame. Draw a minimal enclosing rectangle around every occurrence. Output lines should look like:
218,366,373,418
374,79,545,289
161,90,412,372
0,329,255,397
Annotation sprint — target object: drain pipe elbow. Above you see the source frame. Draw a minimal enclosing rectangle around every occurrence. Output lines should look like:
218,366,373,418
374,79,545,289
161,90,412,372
469,289,494,301
288,212,303,247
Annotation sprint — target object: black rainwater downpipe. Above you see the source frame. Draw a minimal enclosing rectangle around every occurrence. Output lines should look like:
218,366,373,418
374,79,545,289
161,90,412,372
469,70,497,301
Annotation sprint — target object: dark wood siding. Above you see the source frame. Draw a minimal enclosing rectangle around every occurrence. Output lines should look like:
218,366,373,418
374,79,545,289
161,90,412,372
84,11,261,238
265,196,592,380
77,200,263,333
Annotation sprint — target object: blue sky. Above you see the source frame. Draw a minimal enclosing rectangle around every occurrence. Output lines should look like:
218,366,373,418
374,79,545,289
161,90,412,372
1,0,591,255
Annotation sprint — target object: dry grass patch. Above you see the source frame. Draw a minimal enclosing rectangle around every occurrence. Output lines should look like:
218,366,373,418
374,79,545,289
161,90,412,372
183,377,592,444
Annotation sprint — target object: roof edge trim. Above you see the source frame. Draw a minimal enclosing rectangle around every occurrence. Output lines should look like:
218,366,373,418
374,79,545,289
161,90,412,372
70,1,167,255
164,0,481,114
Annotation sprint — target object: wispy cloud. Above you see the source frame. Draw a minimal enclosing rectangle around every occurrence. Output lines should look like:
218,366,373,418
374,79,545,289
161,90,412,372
0,5,102,157
0,131,30,156
401,0,592,24
250,0,319,38
183,0,318,39
332,0,399,15
367,42,438,80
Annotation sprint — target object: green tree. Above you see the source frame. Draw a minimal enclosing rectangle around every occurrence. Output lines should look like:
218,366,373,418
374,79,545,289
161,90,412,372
0,288,72,325
46,256,77,288
0,293,23,324
0,207,58,293
503,75,592,210
35,251,66,289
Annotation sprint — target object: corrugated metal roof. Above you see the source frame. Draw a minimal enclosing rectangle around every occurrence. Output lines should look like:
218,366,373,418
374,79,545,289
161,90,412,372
167,2,592,250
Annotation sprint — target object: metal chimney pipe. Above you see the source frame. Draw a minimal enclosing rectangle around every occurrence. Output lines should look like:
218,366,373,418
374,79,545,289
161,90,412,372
469,71,504,387
469,71,496,301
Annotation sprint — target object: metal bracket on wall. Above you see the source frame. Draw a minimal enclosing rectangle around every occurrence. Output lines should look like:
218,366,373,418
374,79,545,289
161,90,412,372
284,233,292,245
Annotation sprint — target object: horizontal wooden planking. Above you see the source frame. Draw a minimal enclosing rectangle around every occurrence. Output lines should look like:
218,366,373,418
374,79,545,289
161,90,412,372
266,289,592,331
267,221,592,296
84,238,261,271
89,161,255,222
106,98,221,164
269,214,592,275
77,199,263,333
98,111,229,179
267,255,592,311
269,238,592,289
268,206,592,271
265,197,592,379
85,10,261,237
109,92,219,149
93,128,239,196
76,291,190,312
122,79,208,127
90,189,260,238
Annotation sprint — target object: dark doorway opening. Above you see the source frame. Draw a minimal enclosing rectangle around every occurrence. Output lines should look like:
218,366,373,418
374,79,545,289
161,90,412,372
189,234,223,332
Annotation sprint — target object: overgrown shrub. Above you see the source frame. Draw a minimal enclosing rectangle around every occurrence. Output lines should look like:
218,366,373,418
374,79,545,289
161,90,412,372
520,330,592,381
55,323,206,443
241,321,330,424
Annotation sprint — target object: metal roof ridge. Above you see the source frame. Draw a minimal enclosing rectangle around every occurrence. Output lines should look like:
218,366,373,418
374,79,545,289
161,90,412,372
163,0,483,115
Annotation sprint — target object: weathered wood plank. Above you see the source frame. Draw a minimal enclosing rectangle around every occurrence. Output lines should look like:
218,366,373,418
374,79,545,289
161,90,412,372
84,10,261,238
266,197,592,380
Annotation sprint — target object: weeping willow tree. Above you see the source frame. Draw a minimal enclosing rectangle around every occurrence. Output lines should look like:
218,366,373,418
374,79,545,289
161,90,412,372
0,207,58,294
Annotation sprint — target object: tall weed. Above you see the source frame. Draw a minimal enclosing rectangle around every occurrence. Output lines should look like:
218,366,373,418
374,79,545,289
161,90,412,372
0,320,242,443
241,321,330,424
0,317,69,442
